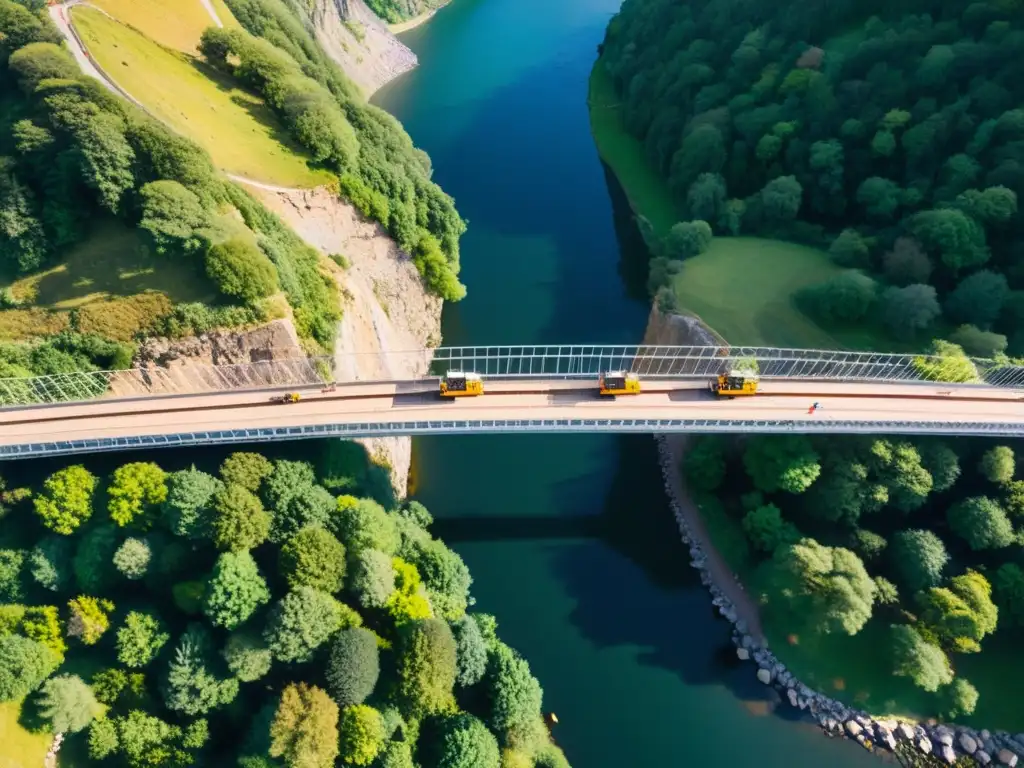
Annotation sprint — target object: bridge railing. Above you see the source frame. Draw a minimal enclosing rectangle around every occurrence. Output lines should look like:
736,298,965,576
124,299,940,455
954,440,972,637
2,345,1024,407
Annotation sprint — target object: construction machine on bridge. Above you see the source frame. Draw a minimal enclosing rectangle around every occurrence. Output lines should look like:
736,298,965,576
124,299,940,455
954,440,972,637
440,371,484,398
598,371,641,397
273,392,302,404
710,371,759,398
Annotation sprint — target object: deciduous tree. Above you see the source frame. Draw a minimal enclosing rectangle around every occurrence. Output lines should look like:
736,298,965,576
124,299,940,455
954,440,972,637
891,529,949,592
264,587,349,663
210,484,271,552
325,627,379,707
393,618,457,717
743,435,820,494
107,462,168,530
116,611,170,668
34,465,96,535
203,551,271,630
891,624,952,692
269,683,339,768
452,613,488,688
947,496,1014,550
280,526,346,593
338,704,386,766
765,539,874,635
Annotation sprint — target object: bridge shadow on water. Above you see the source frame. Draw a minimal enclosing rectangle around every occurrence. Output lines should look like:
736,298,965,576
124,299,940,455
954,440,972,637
545,434,794,712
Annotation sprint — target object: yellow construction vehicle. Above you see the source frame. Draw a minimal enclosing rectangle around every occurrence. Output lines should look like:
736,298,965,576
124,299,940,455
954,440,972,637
710,371,759,397
273,392,302,404
598,371,641,397
439,371,484,398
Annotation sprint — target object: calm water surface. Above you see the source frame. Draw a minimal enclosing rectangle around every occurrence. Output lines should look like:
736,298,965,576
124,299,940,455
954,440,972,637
374,2,878,765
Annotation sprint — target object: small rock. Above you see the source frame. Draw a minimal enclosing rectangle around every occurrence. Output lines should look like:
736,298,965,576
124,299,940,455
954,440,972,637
736,647,750,661
883,733,897,751
756,668,772,684
938,732,954,747
978,750,992,765
846,721,863,737
919,737,932,755
940,745,957,765
786,689,798,707
960,734,979,754
997,748,1019,767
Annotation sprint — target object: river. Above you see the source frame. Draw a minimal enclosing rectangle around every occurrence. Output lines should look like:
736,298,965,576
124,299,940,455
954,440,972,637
373,1,880,766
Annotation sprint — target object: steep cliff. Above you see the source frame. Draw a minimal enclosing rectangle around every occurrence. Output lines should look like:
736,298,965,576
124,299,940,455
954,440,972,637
307,0,417,96
250,186,442,496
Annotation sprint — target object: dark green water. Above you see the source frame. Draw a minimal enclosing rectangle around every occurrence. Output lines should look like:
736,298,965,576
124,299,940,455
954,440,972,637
373,1,880,766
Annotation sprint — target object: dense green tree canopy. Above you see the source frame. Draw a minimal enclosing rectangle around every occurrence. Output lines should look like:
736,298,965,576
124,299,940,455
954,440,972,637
891,624,953,692
0,451,564,766
203,551,271,629
947,497,1015,550
211,484,271,552
280,526,346,593
34,465,96,535
891,530,949,592
326,627,380,707
393,618,457,717
743,435,820,494
765,539,874,635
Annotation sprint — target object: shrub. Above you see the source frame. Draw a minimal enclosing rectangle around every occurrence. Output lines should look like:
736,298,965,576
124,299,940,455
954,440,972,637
205,239,279,305
796,271,877,324
912,340,980,383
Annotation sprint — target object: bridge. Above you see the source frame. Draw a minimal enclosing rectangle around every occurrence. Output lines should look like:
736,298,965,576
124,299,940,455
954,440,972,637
2,345,1024,458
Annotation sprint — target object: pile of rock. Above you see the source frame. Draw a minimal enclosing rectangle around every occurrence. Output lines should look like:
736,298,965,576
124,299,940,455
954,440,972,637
653,435,1022,767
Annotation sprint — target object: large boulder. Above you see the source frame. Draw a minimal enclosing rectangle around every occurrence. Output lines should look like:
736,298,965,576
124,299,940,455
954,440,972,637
919,738,933,755
997,749,1019,767
736,647,750,661
846,721,864,737
940,745,957,765
960,734,979,754
756,668,772,684
898,723,916,740
978,751,992,765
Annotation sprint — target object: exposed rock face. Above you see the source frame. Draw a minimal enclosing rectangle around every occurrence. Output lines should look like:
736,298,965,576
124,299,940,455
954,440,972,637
308,0,417,96
642,304,723,348
250,186,442,497
115,320,308,398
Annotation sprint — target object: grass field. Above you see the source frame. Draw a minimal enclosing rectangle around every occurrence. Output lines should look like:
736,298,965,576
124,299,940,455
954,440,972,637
73,8,330,188
90,0,222,53
1,220,214,341
0,701,50,768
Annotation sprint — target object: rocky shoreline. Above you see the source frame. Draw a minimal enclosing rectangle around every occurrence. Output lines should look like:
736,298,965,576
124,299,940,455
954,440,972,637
654,434,1023,767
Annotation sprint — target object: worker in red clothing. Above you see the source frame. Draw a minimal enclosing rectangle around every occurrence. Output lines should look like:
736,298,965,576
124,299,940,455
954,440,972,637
808,401,822,414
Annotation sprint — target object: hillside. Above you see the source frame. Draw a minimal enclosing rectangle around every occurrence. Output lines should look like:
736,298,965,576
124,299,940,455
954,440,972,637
0,0,461,389
597,0,1024,356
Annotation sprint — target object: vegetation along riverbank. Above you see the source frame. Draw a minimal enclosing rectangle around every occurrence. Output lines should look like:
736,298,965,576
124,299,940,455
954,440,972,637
592,0,1024,760
0,448,571,768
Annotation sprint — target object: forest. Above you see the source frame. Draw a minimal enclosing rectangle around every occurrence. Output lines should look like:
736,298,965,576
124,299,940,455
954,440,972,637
0,448,570,768
684,432,1024,725
599,0,1024,355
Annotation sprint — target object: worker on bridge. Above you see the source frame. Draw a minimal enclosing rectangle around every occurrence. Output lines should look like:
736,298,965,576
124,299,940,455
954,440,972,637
808,401,822,414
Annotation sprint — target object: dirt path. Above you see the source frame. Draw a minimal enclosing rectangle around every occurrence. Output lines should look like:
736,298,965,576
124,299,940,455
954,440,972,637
197,0,224,27
660,434,766,644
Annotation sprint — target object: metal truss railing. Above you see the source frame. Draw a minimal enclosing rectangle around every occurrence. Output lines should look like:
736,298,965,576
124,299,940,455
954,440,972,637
2,345,1024,408
3,416,1023,460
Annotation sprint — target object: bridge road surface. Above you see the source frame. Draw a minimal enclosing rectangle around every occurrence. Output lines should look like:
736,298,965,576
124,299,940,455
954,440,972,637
3,379,1024,456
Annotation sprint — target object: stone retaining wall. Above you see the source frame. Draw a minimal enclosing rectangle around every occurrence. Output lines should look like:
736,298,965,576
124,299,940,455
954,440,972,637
654,434,1023,768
